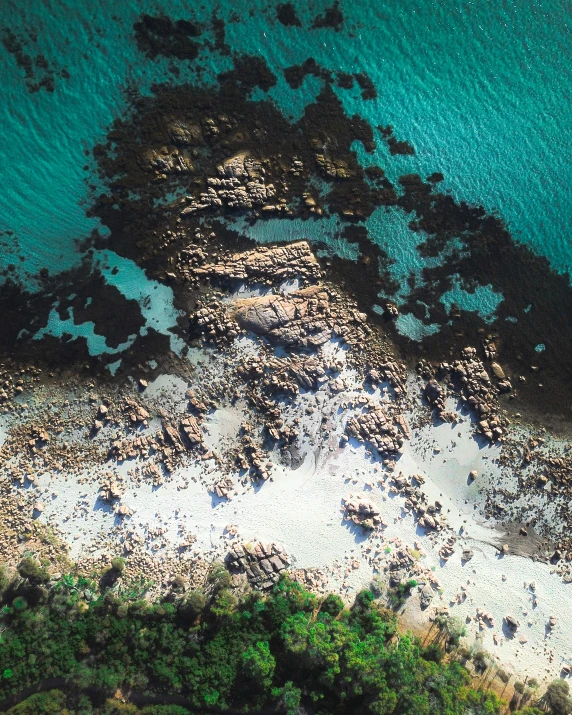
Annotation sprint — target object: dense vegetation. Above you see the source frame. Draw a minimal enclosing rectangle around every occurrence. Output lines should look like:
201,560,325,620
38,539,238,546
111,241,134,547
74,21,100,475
0,559,569,714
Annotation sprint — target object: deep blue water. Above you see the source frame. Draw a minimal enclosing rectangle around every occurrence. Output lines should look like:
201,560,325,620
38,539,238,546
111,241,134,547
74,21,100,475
1,0,570,349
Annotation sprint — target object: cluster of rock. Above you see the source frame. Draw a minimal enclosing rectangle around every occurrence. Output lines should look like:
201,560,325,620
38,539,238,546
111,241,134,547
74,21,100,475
391,473,445,532
235,424,273,480
185,389,212,415
109,433,158,462
188,281,361,351
0,364,41,411
92,403,111,431
161,412,204,451
2,395,106,483
419,586,434,609
344,405,407,455
169,120,204,146
417,509,444,531
27,425,51,452
365,363,407,396
423,379,446,413
387,555,416,585
238,354,328,398
188,299,241,346
108,411,206,474
504,614,520,631
99,475,123,503
180,153,276,215
439,536,457,561
145,146,194,177
123,398,151,426
289,567,329,594
226,541,290,590
192,241,322,285
180,415,203,445
315,152,352,180
472,608,495,629
422,347,509,442
210,475,234,499
342,494,384,530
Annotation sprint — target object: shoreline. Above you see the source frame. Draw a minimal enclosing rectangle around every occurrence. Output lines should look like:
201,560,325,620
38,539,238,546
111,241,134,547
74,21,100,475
1,240,571,688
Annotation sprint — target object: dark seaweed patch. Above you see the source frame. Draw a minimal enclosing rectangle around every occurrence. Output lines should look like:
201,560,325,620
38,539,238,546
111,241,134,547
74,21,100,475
133,14,202,61
378,125,415,156
336,71,354,89
311,2,344,31
354,72,377,100
276,3,302,27
210,11,230,55
219,54,277,93
2,28,65,93
283,58,332,89
0,256,145,370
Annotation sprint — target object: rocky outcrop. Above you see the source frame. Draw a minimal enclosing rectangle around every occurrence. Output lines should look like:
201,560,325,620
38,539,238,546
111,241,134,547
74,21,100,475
210,475,234,499
188,300,241,346
123,398,150,425
226,541,290,589
144,146,194,176
235,425,273,480
344,405,406,455
238,354,327,397
421,347,509,442
231,285,333,348
343,495,384,530
193,241,322,285
180,415,203,445
180,153,277,214
365,362,407,395
99,476,123,503
505,614,519,631
161,417,185,452
424,379,445,412
391,473,446,531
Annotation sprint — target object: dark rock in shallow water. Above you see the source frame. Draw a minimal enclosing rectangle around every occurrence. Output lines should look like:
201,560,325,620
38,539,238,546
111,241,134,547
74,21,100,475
311,2,344,31
276,2,302,27
133,14,202,61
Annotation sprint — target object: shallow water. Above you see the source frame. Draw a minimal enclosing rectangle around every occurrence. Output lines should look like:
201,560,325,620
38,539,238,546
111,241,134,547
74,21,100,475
1,0,570,348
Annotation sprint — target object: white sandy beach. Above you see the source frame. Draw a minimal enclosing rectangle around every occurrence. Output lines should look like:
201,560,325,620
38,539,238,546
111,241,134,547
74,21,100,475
12,333,569,685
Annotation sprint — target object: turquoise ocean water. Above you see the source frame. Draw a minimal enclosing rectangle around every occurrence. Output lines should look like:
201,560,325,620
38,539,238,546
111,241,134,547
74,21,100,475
1,0,570,350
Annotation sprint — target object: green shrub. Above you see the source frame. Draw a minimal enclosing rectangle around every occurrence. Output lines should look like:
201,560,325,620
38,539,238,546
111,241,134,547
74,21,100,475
11,596,28,612
6,689,67,713
177,589,206,620
544,680,572,715
0,564,13,600
17,557,50,584
110,557,126,574
0,574,511,714
207,562,232,591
